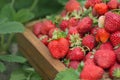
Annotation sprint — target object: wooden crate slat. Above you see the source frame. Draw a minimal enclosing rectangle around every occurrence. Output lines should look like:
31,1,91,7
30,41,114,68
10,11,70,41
17,27,66,80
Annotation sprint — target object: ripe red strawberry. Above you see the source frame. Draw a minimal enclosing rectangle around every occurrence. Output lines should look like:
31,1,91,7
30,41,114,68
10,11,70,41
84,52,96,66
80,64,104,80
107,0,118,9
48,38,69,59
96,28,110,43
65,0,80,12
40,20,55,35
114,47,120,63
94,50,116,69
68,61,80,70
61,10,67,17
77,17,93,34
33,22,42,36
68,27,78,35
94,3,108,15
109,63,120,79
85,0,102,9
90,26,99,35
60,20,68,31
66,47,84,61
48,28,59,38
68,18,78,27
37,34,49,46
82,35,96,50
99,42,113,50
105,12,120,33
110,31,120,47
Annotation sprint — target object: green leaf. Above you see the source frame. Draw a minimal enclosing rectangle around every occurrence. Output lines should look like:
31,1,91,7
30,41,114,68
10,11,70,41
55,68,79,80
0,4,16,21
10,69,26,80
0,21,25,34
0,61,6,72
30,72,42,80
0,55,27,63
14,9,35,23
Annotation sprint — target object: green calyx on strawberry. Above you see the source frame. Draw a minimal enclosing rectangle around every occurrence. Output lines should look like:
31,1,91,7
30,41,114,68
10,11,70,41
69,33,82,48
49,29,68,41
109,63,120,79
113,68,120,78
48,29,69,59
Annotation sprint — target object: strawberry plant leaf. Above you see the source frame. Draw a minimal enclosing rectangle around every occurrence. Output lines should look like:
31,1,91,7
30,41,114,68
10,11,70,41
30,72,42,80
0,55,27,63
10,69,26,80
55,68,79,80
0,61,6,72
0,4,16,21
0,21,25,34
14,9,35,23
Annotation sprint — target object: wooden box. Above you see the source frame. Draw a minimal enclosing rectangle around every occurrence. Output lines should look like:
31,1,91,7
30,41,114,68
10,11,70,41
17,21,66,80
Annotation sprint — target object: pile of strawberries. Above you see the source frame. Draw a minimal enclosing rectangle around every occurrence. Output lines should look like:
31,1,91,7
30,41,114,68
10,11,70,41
33,0,120,80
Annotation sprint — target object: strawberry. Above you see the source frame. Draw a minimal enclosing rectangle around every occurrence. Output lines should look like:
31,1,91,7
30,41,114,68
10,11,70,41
48,38,69,59
48,28,59,38
60,20,68,31
114,47,120,63
110,31,120,47
40,20,55,35
68,61,80,70
69,33,82,48
68,18,78,27
94,3,108,15
90,26,99,36
82,35,96,50
105,12,120,33
96,28,110,43
94,50,116,69
99,42,113,50
84,52,96,66
65,0,80,12
68,27,78,35
61,10,67,17
77,17,93,34
33,22,42,36
66,47,84,61
37,34,49,46
98,16,105,28
107,0,118,9
85,0,102,9
80,64,104,80
109,63,120,79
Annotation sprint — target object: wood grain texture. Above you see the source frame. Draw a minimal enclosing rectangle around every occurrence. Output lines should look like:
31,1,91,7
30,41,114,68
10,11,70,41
17,22,66,80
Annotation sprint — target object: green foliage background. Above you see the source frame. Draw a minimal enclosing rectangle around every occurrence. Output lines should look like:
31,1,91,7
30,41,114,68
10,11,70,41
0,0,85,18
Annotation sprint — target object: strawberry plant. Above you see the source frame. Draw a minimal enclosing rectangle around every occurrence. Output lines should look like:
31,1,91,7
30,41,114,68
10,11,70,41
31,0,120,80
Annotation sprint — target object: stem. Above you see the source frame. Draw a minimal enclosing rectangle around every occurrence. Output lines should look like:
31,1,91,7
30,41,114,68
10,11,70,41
6,34,14,50
29,0,38,11
11,0,15,7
